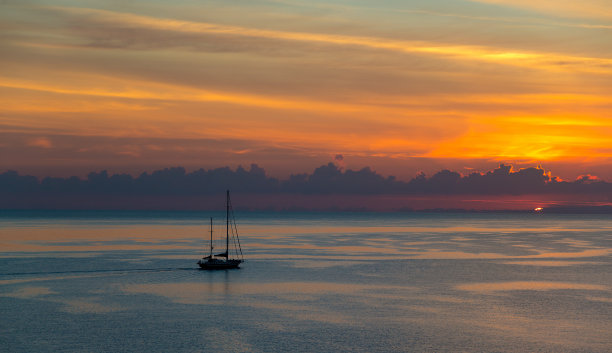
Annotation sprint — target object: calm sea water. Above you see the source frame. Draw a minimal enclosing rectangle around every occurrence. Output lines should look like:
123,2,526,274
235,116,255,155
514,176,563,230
1,211,611,352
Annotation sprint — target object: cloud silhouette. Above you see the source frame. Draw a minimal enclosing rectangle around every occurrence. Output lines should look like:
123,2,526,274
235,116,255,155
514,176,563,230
1,163,611,210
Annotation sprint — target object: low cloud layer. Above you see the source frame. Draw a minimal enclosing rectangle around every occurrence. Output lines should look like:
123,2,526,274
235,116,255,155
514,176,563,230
2,163,610,198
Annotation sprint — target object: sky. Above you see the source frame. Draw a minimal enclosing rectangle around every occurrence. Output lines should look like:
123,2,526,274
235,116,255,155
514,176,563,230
1,0,612,182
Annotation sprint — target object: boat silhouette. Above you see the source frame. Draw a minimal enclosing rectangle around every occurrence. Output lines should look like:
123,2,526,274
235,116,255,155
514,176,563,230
197,190,244,270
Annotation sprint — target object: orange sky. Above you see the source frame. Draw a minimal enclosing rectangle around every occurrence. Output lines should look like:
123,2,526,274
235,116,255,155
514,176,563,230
1,0,611,180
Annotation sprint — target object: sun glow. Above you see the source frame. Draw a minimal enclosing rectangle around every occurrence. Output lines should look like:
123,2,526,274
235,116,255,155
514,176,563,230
1,1,611,178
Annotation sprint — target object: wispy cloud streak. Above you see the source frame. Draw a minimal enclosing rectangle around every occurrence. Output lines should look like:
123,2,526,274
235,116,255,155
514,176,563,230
33,6,612,74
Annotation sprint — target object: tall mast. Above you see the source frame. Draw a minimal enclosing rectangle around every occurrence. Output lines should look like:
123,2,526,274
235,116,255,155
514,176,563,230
226,189,229,258
209,217,213,257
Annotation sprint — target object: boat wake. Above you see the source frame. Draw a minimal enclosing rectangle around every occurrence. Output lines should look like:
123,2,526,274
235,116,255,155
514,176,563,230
1,267,197,277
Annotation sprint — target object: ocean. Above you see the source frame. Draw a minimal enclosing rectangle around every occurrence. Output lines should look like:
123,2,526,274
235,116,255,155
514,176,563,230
1,211,611,352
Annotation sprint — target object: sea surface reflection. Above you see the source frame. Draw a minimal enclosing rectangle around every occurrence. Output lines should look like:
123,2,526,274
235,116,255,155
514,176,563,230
1,211,611,352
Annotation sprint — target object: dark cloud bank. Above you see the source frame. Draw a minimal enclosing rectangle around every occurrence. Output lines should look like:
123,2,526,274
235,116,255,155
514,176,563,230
1,163,611,211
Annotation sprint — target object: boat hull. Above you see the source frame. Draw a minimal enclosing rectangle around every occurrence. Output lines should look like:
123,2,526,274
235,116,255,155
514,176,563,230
198,259,242,270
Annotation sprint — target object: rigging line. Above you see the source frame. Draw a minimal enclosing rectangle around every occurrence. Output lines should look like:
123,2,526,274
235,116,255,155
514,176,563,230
234,222,243,259
227,195,235,257
227,195,241,259
226,195,235,259
231,216,243,259
231,228,240,258
230,216,240,258
231,235,238,258
229,199,244,259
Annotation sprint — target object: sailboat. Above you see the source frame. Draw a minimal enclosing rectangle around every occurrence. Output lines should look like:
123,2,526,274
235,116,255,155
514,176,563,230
197,190,244,270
